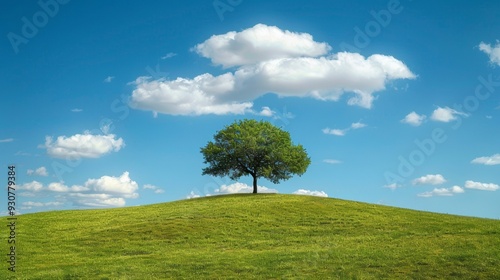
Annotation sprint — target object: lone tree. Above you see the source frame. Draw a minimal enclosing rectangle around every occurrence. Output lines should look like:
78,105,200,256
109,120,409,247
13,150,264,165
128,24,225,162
201,119,310,194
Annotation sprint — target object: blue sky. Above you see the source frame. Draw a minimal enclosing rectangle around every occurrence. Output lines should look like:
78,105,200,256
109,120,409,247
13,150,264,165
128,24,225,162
1,0,499,219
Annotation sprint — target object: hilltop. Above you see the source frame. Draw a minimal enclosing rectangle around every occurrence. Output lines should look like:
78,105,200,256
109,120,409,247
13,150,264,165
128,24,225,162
3,194,500,279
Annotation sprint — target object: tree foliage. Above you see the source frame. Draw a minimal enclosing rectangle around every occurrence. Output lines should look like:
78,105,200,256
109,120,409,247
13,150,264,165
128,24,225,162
201,119,310,193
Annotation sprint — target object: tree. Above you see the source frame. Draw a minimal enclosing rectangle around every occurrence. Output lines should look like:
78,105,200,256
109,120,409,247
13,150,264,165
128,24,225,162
201,119,311,194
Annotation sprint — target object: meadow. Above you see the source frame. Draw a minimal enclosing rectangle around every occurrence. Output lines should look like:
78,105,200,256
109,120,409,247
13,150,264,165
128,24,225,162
2,194,499,279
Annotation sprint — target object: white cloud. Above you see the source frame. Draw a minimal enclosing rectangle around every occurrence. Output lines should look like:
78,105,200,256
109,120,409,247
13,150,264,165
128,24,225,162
130,75,252,116
383,183,402,190
293,189,328,197
350,122,367,129
47,182,89,192
0,138,14,143
479,41,500,66
22,201,63,208
401,111,426,126
27,166,48,177
71,108,83,112
130,24,415,116
103,76,115,83
465,180,499,191
215,182,278,194
322,128,346,136
43,131,125,159
161,52,177,59
194,23,331,68
418,186,465,197
257,106,275,117
15,172,138,209
186,191,201,199
431,107,468,122
18,181,43,192
323,159,342,164
471,154,500,165
412,174,447,185
70,193,126,207
323,122,367,136
143,184,165,194
85,172,139,198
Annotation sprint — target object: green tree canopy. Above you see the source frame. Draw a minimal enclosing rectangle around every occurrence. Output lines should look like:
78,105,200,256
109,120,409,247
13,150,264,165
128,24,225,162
201,119,311,193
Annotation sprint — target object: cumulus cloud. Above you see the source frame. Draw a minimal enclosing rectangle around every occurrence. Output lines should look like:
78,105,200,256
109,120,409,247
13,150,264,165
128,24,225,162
18,181,43,192
194,23,331,68
293,189,328,197
27,166,48,177
401,111,426,126
471,154,500,165
418,186,465,197
129,75,252,116
479,41,500,66
85,172,139,198
214,182,278,194
47,182,89,192
465,180,499,191
42,131,125,159
130,24,415,116
70,194,126,207
323,159,342,164
18,172,139,209
431,107,468,122
103,76,115,83
412,174,447,186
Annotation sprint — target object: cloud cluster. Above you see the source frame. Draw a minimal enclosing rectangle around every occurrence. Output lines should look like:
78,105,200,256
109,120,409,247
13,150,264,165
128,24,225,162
293,189,329,197
18,172,139,208
402,107,468,127
479,41,500,66
42,131,125,159
130,24,415,116
416,179,499,197
215,182,278,194
322,122,367,136
412,174,447,185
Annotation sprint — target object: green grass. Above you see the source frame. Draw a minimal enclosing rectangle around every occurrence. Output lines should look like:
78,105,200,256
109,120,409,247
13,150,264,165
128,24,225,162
2,194,500,279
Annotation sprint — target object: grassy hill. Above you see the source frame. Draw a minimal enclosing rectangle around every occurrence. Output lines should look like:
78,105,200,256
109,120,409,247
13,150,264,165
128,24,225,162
2,194,499,279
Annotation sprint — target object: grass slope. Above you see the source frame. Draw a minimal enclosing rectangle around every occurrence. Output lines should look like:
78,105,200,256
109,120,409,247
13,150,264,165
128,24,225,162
3,194,500,279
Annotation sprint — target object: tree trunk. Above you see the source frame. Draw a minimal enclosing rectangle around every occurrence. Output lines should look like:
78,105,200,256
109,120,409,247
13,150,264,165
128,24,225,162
252,175,258,194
